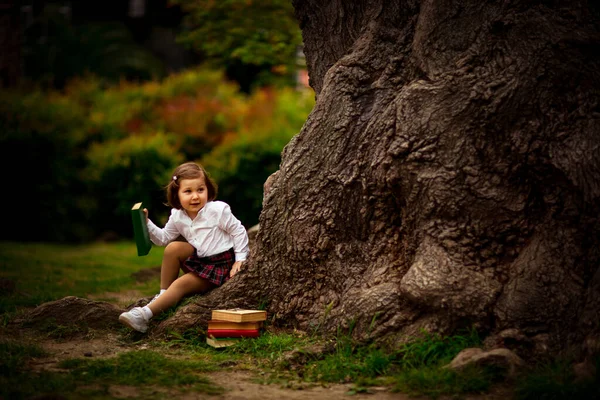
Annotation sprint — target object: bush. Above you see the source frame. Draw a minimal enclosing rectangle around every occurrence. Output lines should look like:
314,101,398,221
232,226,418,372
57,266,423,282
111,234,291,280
202,87,314,227
0,89,91,241
85,133,183,236
0,68,314,241
22,6,166,89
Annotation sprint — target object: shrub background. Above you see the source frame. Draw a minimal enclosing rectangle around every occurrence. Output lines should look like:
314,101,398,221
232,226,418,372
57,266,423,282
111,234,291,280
0,68,314,242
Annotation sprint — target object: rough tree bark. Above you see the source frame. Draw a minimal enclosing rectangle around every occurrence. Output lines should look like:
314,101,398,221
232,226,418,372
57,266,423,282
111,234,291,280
154,0,600,358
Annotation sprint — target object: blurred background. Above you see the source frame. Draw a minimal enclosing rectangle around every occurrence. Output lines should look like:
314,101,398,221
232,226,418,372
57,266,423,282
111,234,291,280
0,0,314,243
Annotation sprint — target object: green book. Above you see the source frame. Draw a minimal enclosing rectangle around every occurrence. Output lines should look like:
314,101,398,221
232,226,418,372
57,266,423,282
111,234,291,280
131,202,152,256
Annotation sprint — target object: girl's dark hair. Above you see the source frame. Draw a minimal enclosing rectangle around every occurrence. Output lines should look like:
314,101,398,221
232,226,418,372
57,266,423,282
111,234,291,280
166,162,217,209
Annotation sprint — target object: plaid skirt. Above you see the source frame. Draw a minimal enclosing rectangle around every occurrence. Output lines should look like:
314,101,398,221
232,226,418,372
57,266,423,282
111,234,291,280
182,248,235,286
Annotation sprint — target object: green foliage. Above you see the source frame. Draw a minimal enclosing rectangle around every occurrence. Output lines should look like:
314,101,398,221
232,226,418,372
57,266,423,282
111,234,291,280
65,67,244,152
172,0,302,91
85,132,183,234
174,0,300,66
0,67,313,241
0,89,91,241
21,1,304,92
202,88,315,226
202,134,282,227
22,5,165,88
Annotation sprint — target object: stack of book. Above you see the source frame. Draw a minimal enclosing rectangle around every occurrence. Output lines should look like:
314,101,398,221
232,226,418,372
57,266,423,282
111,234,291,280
206,309,267,348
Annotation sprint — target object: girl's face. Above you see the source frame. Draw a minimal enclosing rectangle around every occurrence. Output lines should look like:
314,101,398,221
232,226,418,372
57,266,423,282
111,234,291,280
178,176,208,219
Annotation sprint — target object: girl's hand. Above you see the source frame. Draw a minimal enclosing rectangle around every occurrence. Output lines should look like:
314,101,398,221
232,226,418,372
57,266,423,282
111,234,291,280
230,261,243,277
143,208,149,222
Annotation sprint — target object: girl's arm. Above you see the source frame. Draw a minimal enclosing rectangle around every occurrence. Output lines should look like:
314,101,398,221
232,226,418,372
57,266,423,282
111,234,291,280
219,204,249,262
147,210,181,246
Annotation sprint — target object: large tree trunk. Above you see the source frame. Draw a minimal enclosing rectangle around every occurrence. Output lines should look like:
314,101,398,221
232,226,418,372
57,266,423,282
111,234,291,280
160,0,600,358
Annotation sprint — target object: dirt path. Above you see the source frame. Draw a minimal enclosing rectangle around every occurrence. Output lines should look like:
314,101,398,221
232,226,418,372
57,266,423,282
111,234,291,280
12,283,511,399
17,323,512,400
21,327,409,400
206,371,400,400
10,286,401,400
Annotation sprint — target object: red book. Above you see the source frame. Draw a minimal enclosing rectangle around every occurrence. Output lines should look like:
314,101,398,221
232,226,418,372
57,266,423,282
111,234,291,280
207,320,261,330
207,329,260,338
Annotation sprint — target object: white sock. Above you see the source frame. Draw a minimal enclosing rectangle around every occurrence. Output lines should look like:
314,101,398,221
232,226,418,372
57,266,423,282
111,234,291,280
141,306,153,320
159,289,166,295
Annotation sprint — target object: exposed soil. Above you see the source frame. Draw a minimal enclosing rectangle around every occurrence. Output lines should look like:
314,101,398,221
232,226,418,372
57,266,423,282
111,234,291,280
4,268,513,400
15,324,408,400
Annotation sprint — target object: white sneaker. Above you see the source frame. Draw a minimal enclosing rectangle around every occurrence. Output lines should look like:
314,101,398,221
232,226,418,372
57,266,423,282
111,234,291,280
119,307,149,333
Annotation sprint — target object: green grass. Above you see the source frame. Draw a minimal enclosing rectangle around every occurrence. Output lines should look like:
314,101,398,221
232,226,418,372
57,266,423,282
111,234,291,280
165,329,312,370
0,240,498,398
0,338,48,377
388,328,505,398
302,334,394,383
0,240,164,313
515,357,600,400
393,363,498,398
0,338,76,400
2,241,599,399
183,324,500,398
0,339,224,400
60,350,223,395
395,328,481,368
231,331,307,358
297,327,497,398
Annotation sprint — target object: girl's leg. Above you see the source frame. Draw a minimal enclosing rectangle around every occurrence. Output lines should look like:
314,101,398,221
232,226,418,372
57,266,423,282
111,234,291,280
160,241,195,290
147,273,215,315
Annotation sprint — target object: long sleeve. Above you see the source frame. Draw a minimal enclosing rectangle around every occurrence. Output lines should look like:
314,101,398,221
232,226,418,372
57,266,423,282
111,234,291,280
147,211,181,246
218,204,249,262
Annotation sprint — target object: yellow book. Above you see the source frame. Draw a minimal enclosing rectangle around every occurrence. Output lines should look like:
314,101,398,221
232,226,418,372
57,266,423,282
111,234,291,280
206,336,241,348
211,309,267,323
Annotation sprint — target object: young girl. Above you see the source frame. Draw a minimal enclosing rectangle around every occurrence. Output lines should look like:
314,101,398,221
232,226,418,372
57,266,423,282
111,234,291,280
119,162,249,333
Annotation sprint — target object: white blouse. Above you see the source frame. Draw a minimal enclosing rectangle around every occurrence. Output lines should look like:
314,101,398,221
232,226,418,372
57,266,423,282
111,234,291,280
147,201,249,261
